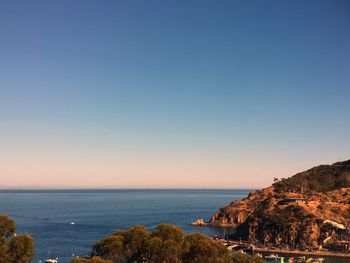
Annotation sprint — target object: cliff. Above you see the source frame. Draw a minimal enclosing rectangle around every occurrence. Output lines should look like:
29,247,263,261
208,160,350,250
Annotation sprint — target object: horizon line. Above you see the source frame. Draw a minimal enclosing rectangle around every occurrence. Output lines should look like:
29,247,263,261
0,187,256,190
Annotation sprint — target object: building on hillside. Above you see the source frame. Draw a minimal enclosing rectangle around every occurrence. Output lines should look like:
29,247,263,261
279,198,305,205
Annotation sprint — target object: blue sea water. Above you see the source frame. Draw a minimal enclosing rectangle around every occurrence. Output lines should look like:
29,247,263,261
0,189,249,262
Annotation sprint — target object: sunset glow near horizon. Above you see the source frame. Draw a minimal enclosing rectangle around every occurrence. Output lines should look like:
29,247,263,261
1,0,350,189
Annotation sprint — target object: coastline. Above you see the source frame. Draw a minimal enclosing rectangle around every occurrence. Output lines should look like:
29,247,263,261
253,247,350,259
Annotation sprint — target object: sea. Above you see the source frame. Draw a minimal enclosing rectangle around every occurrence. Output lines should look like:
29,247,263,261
0,189,346,263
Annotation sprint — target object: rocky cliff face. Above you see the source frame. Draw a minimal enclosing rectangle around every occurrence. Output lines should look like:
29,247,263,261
209,187,275,226
208,160,350,250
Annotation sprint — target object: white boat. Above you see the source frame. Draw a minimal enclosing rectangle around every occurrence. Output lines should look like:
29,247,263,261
45,246,57,263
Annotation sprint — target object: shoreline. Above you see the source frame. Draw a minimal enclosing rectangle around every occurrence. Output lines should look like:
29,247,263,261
253,247,350,259
213,238,350,259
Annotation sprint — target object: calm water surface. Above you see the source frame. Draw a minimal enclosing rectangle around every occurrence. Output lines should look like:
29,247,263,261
0,189,249,262
0,189,344,263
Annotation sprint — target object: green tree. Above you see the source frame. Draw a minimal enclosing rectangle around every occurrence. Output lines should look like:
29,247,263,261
9,234,35,263
92,235,124,263
182,232,232,263
0,215,35,263
0,237,10,263
147,236,163,262
151,223,184,263
90,223,232,263
120,225,151,262
152,239,182,263
153,223,185,244
0,215,16,238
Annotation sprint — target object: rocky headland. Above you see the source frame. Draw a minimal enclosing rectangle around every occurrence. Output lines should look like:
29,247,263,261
195,160,350,250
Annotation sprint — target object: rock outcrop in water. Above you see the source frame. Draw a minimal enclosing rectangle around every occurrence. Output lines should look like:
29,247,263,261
208,160,350,250
191,218,207,226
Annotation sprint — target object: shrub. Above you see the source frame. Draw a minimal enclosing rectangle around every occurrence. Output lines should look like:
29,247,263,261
90,223,232,263
0,215,35,263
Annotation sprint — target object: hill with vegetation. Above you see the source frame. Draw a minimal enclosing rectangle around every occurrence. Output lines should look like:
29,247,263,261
207,160,350,250
273,160,350,193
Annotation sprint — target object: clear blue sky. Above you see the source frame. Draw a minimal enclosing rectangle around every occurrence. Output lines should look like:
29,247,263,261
0,0,349,188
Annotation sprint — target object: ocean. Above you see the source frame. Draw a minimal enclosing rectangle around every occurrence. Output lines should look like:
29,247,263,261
0,189,345,263
0,189,248,262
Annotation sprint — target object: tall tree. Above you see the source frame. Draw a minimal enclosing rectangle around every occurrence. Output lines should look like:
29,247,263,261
0,215,16,238
0,237,10,263
92,236,124,263
90,223,232,263
0,215,35,263
9,235,35,263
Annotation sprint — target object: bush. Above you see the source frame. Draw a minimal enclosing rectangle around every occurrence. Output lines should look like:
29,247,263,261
273,161,350,193
90,223,232,263
0,215,35,263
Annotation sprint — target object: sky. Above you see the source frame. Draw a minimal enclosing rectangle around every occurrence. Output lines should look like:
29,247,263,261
0,0,349,189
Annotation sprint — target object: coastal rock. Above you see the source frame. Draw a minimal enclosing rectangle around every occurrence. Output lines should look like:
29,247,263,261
208,160,350,250
191,218,207,226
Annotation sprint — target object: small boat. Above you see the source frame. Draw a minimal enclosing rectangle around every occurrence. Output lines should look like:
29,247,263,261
70,221,75,225
45,246,58,263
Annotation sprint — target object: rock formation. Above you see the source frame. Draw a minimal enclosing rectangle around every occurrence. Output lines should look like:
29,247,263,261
191,218,207,226
208,160,350,250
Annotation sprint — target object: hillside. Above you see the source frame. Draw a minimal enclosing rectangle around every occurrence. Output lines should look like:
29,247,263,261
273,160,350,193
207,160,350,250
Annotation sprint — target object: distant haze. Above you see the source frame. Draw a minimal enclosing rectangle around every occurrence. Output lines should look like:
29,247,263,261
1,0,349,189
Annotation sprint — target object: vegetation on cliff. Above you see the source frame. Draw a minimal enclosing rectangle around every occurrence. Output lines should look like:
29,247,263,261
209,160,350,251
273,160,350,193
0,215,35,263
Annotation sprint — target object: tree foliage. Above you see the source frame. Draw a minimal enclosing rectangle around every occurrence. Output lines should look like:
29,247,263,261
9,235,35,263
273,160,350,193
182,232,232,263
90,223,232,263
0,215,35,263
93,235,124,262
0,215,16,238
0,237,10,263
